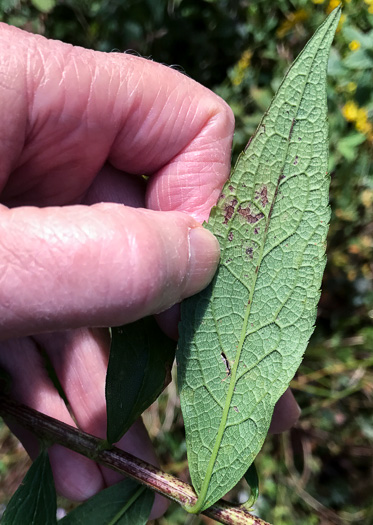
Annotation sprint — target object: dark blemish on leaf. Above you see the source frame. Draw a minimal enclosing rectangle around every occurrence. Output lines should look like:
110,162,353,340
246,247,253,259
218,192,225,201
228,231,234,242
225,258,232,264
293,155,299,165
255,185,268,207
242,182,246,188
221,352,231,376
233,406,239,413
298,136,302,141
254,227,259,235
280,173,285,180
223,199,238,224
238,205,264,224
228,185,234,192
288,118,296,141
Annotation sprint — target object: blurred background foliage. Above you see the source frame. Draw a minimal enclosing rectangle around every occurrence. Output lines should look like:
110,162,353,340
0,0,372,524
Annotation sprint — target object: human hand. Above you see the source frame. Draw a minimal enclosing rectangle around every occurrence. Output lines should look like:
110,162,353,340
0,23,299,517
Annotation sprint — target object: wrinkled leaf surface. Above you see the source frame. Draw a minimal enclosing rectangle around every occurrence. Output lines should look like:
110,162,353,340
177,8,340,512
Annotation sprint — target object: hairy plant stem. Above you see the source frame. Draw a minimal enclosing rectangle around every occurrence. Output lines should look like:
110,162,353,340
0,396,270,525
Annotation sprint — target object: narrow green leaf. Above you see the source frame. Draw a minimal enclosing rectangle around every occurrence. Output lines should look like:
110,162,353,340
178,7,341,513
59,479,154,525
243,462,259,509
106,317,176,444
2,449,57,525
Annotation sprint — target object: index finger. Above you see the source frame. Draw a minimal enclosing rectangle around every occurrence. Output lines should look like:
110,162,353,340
0,24,234,221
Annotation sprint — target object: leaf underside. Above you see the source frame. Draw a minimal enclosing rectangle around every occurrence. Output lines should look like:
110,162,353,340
177,7,341,512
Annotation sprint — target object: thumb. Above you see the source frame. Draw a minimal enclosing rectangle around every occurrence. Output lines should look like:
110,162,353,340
0,204,219,339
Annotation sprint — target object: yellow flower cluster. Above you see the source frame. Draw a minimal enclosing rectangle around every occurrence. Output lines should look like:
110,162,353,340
364,0,373,14
231,50,252,86
337,13,346,31
276,9,309,38
342,101,373,142
349,40,361,51
326,0,341,13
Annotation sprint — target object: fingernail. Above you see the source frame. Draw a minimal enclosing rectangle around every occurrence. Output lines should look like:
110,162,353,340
185,226,220,298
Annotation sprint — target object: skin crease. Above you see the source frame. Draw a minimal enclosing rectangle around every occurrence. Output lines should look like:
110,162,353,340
0,23,300,519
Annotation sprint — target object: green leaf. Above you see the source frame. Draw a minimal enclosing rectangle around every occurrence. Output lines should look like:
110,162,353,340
243,462,259,509
210,458,260,510
343,48,373,70
59,479,154,525
342,26,373,51
337,133,367,161
106,317,176,445
31,0,56,13
177,7,340,513
2,449,57,525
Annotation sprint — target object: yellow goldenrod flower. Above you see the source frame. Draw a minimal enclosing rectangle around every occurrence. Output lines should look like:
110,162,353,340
276,9,309,38
326,0,341,14
346,82,357,93
337,13,346,32
231,49,252,86
342,101,359,121
238,50,252,70
312,0,325,4
232,75,243,86
349,40,361,51
356,120,372,135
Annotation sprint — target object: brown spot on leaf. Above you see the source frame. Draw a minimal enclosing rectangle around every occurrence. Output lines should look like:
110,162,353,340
254,227,259,235
238,205,264,224
255,185,268,207
245,246,253,259
228,185,234,192
228,231,234,242
223,199,238,224
288,118,296,141
218,192,225,201
293,155,299,165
